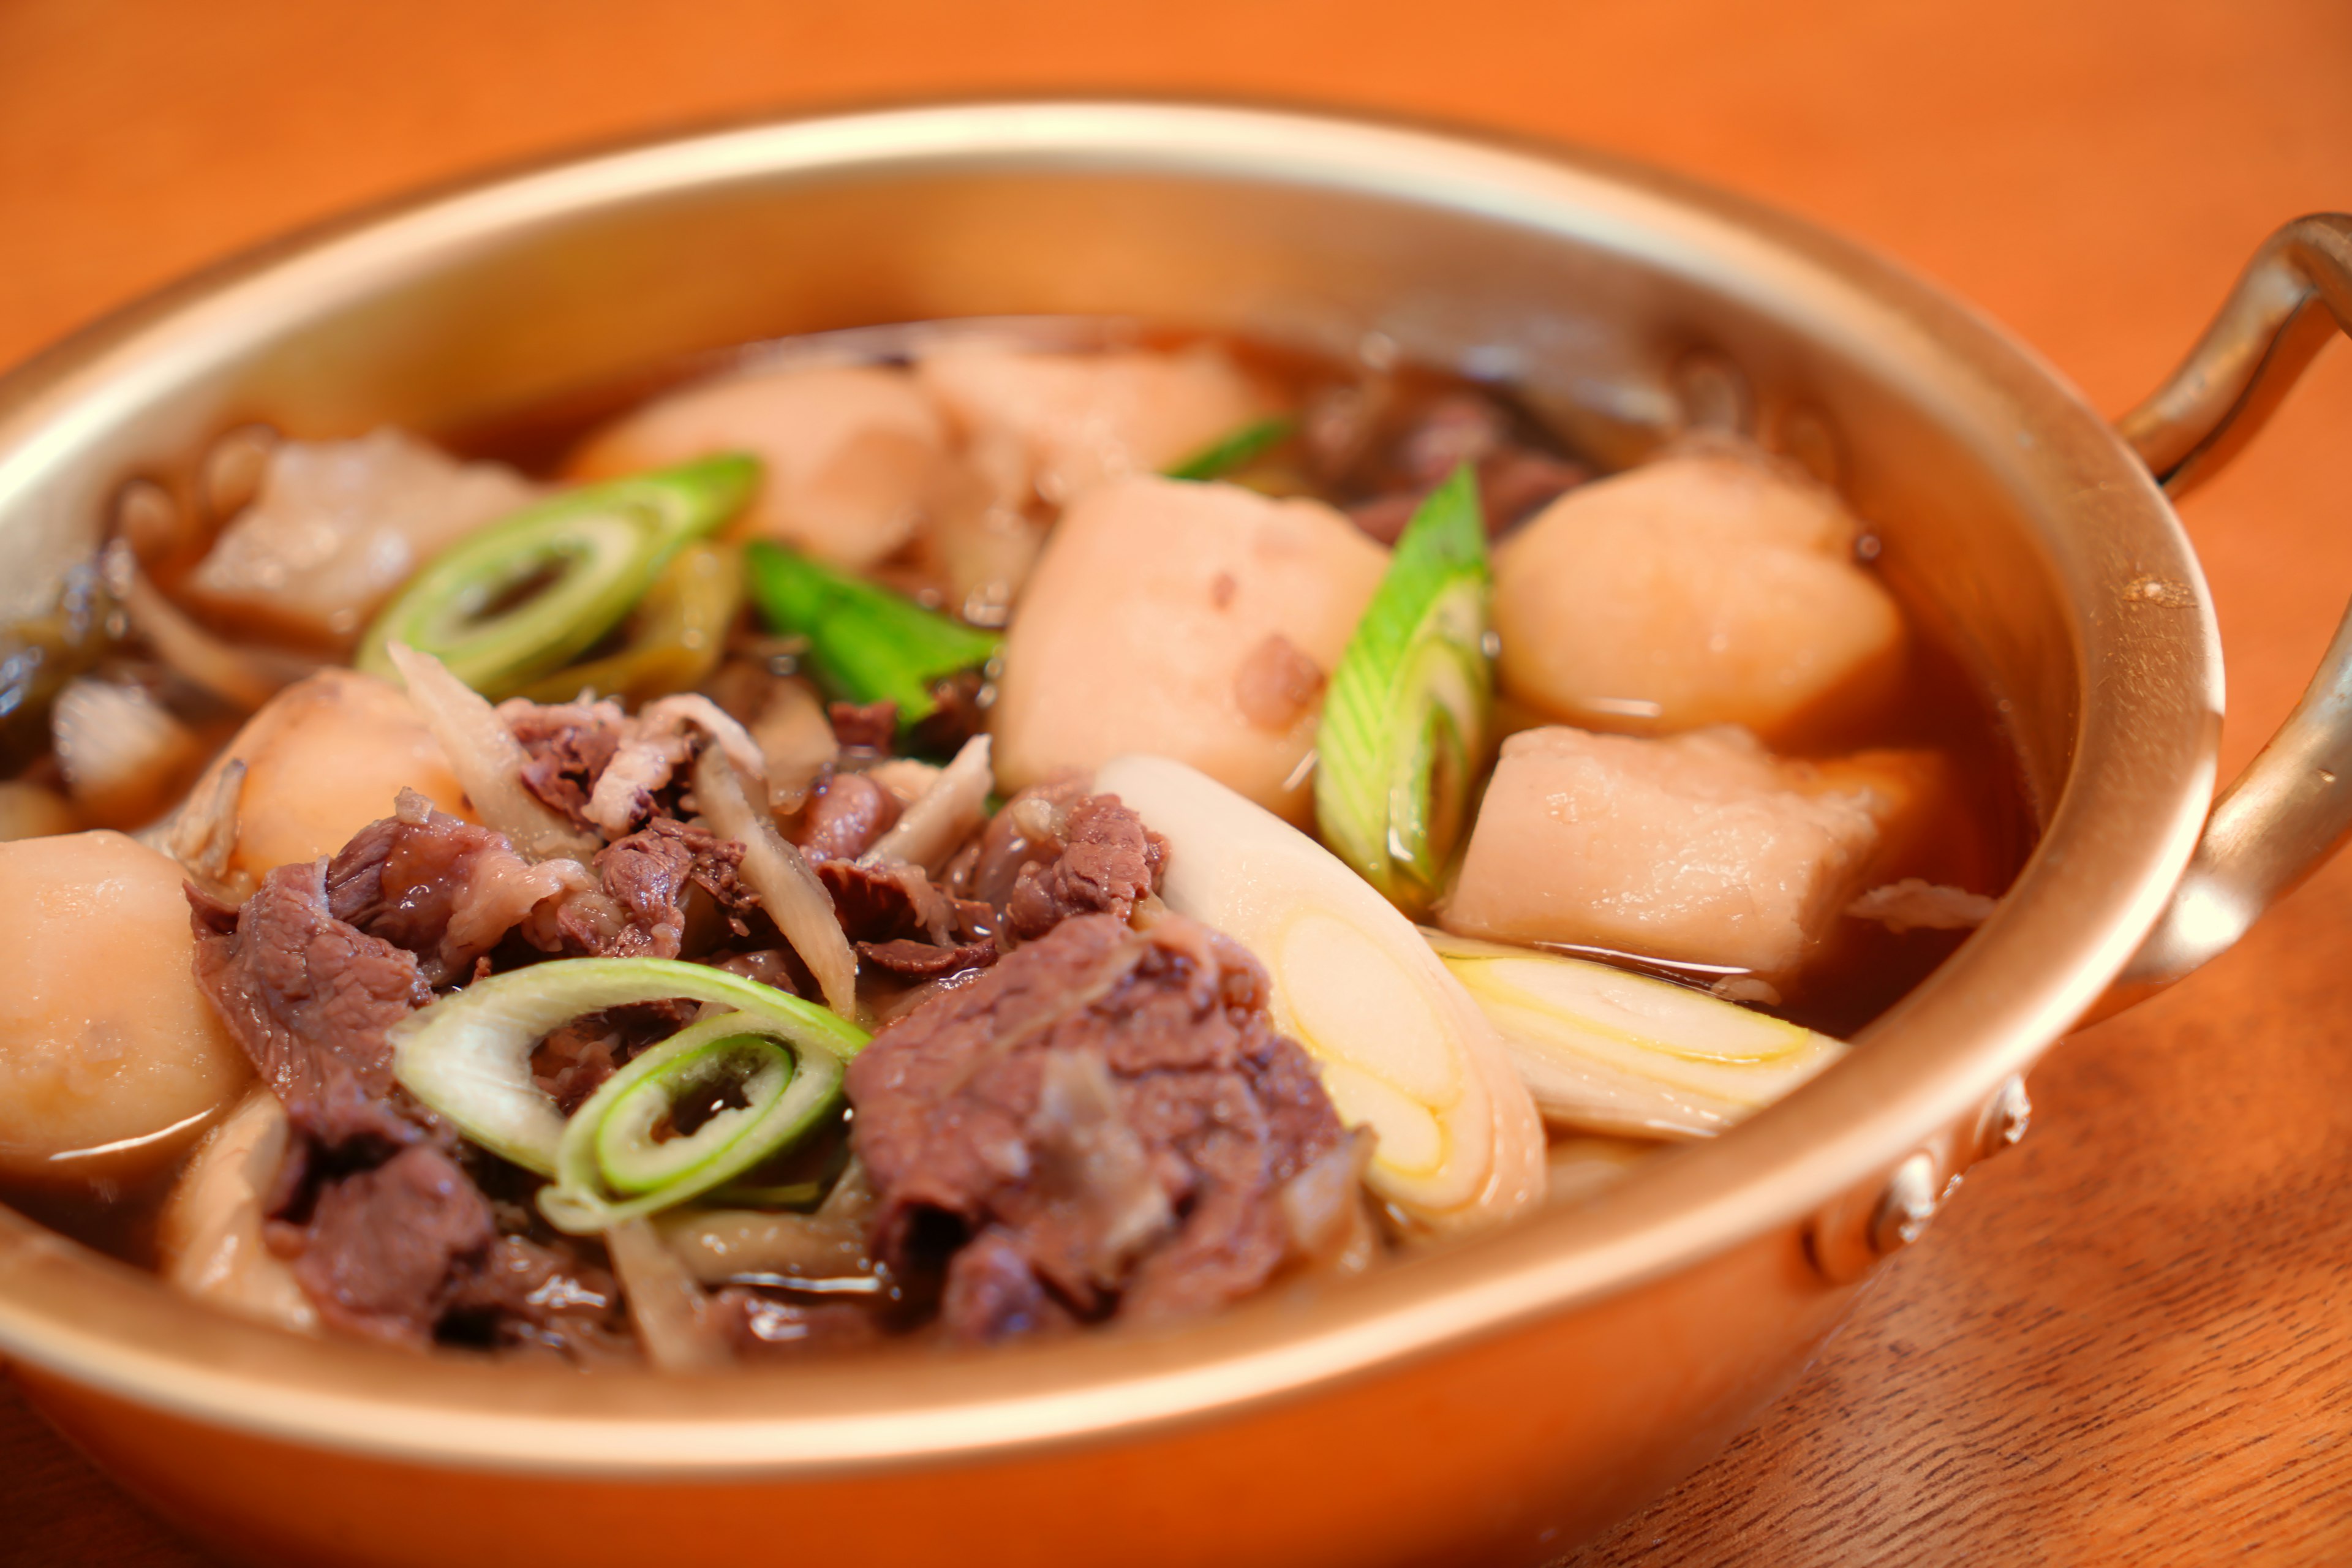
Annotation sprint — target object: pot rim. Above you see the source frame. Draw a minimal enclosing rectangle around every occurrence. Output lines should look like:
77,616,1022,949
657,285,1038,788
0,97,2221,1476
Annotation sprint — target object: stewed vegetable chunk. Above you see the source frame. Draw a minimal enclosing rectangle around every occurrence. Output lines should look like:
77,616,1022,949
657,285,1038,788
1492,445,1904,743
0,831,250,1178
1439,725,1930,979
991,477,1386,823
915,344,1273,505
571,364,949,572
185,430,539,651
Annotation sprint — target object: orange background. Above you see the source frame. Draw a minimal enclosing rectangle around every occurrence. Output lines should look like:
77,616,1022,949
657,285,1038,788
3,2,2350,1562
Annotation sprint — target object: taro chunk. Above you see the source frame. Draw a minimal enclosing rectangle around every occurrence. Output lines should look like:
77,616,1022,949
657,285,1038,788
1439,725,1928,979
992,477,1386,823
571,364,948,572
916,344,1271,506
1492,445,1904,744
186,431,537,650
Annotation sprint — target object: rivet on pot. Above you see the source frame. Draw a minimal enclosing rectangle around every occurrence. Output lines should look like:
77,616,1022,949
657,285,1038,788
1975,1073,2032,1160
1868,1152,1943,1256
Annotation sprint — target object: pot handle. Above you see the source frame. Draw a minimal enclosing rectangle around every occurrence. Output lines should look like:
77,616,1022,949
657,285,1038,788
2106,213,2352,1008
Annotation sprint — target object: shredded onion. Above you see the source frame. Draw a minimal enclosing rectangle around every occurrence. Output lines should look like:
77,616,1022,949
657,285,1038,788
653,1207,873,1287
861,733,992,873
604,1218,733,1371
693,747,859,1018
110,543,314,712
385,642,600,862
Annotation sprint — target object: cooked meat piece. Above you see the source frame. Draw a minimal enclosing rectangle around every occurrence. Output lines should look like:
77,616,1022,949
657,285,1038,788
289,1144,493,1349
954,772,1091,907
1003,793,1166,941
710,948,805,994
445,1234,635,1363
827,701,898,753
504,698,627,831
858,937,998,978
847,913,1346,1343
567,818,755,961
940,1227,1077,1342
326,790,584,986
816,858,949,946
908,670,989,757
187,863,432,1154
714,1287,891,1359
793,772,902,861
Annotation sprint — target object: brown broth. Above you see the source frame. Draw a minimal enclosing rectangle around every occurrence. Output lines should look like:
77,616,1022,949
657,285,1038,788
4,320,2036,1278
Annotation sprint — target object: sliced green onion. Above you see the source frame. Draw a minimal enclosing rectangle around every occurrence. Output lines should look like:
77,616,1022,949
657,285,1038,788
1164,416,1294,481
386,956,866,1177
510,541,741,705
1315,464,1493,914
743,540,1000,728
538,1013,846,1234
356,454,756,699
1426,930,1847,1139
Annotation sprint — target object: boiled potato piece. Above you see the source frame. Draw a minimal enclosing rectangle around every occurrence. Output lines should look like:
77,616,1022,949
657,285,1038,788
198,668,473,880
1439,725,1930,979
0,831,250,1179
916,344,1271,505
184,429,538,650
992,477,1387,823
571,364,948,571
159,1088,318,1334
1493,447,1904,743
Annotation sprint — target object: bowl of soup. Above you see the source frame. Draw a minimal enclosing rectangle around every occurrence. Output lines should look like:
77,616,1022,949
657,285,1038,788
0,101,2340,1566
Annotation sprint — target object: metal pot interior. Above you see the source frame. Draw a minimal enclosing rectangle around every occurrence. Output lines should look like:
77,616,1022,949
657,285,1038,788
0,102,2220,1469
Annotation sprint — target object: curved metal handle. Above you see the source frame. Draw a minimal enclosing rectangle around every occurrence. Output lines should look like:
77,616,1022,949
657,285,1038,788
2108,214,2352,1006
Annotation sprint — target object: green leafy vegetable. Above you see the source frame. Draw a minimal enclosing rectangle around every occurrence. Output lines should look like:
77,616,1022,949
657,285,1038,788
387,956,866,1177
1163,416,1294,482
538,1014,847,1234
356,454,756,699
743,540,1000,728
1314,465,1493,914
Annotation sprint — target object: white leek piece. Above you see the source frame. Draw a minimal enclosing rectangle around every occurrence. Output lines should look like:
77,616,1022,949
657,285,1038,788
1426,930,1846,1139
1094,754,1544,1232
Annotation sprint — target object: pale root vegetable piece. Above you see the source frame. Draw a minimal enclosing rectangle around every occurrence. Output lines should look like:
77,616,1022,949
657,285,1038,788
158,1088,318,1334
0,831,250,1179
570,364,947,572
993,477,1387,823
914,344,1272,505
1093,755,1545,1234
184,429,539,650
195,668,475,880
1492,446,1905,742
1439,725,1920,979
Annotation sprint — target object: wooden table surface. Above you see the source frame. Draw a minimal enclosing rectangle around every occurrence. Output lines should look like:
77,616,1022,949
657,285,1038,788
3,2,2348,1562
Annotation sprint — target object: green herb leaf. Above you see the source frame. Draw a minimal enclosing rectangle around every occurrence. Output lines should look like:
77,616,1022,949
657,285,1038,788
743,540,1000,727
1163,416,1295,482
1314,465,1493,914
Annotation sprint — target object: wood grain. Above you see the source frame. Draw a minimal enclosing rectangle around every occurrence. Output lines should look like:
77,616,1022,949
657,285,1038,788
2,2,2349,1563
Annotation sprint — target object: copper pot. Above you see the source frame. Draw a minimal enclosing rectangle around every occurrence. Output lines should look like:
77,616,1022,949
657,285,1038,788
1,102,2345,1567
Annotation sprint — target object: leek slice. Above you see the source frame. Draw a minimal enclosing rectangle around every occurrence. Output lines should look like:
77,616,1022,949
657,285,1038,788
510,541,741,704
357,454,756,699
537,1013,847,1234
1425,930,1847,1139
744,541,1000,729
1314,466,1492,914
1164,417,1294,482
387,956,867,1177
1094,753,1545,1234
